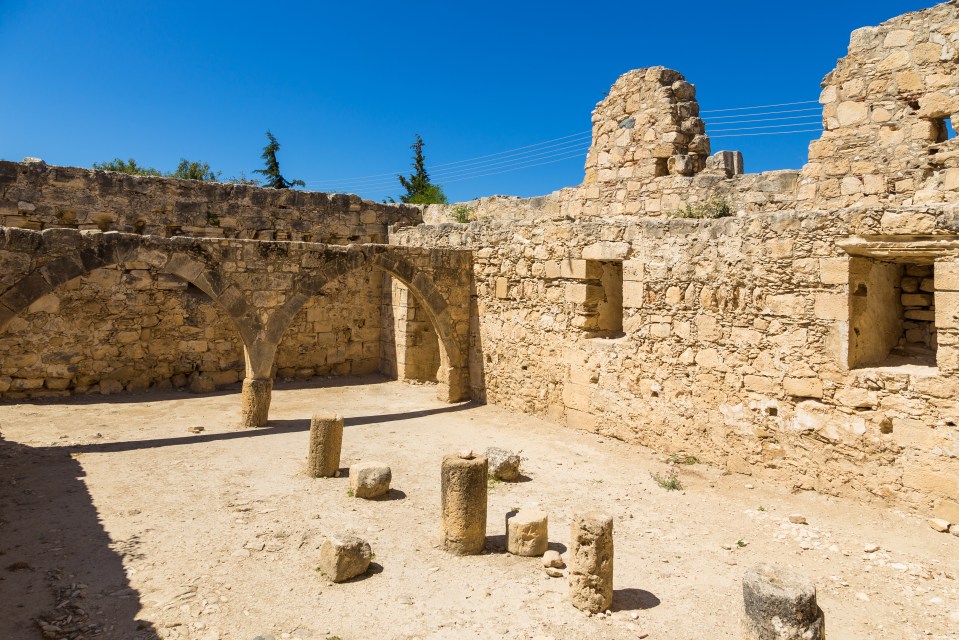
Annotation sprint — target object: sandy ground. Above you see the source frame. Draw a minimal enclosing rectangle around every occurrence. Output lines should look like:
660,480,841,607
1,375,958,640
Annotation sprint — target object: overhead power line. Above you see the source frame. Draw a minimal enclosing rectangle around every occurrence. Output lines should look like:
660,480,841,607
699,100,820,114
306,99,823,192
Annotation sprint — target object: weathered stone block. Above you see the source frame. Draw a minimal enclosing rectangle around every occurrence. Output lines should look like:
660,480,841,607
485,447,522,481
742,564,824,640
506,509,548,557
318,535,372,583
349,461,391,499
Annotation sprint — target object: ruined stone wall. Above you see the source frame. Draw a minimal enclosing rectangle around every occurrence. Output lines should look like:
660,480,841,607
393,205,959,520
799,1,959,209
0,262,384,399
0,161,421,243
0,161,421,398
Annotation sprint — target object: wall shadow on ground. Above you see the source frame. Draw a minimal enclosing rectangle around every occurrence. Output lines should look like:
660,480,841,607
0,436,158,639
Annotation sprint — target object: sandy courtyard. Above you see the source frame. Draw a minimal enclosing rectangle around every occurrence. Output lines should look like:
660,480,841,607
1,376,957,640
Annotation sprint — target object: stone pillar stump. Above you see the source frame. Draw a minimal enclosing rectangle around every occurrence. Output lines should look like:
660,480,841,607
742,564,825,640
568,510,613,613
239,378,272,428
308,413,344,478
440,452,487,555
506,509,548,556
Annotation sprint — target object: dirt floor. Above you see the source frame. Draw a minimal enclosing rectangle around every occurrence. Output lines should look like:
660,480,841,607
1,375,958,640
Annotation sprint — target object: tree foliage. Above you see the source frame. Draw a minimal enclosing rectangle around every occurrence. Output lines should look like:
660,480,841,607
170,159,220,182
253,130,305,189
397,134,447,204
93,158,162,176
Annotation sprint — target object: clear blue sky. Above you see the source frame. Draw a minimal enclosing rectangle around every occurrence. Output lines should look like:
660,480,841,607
0,1,934,203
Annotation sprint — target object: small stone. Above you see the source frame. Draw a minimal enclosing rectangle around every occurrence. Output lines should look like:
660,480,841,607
349,462,391,499
231,549,250,558
543,550,565,569
545,567,564,578
949,524,959,537
745,484,755,489
863,544,879,553
788,514,807,525
318,535,372,583
485,447,522,481
459,449,474,459
856,592,870,602
928,518,950,533
188,426,205,434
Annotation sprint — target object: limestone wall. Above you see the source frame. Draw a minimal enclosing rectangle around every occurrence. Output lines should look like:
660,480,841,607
0,161,421,243
392,205,959,520
799,1,959,209
0,262,384,398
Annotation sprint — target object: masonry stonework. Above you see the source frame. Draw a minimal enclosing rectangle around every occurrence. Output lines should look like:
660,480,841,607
1,3,958,522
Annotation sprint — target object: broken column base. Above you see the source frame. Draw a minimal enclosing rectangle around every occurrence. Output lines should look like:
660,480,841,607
568,510,614,613
308,413,344,478
239,377,272,428
742,563,825,640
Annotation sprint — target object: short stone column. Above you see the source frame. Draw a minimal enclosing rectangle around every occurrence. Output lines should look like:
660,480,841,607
308,414,344,478
440,452,487,555
239,378,272,428
742,564,824,640
506,509,548,556
568,511,614,613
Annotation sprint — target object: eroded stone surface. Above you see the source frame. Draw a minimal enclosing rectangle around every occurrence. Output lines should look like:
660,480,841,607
318,535,372,583
350,461,391,499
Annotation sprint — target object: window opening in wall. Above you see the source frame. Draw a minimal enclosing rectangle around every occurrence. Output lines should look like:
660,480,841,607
946,118,957,141
587,259,624,337
848,257,937,369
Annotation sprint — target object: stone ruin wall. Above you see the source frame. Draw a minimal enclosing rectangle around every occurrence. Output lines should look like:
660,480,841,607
424,2,959,225
0,161,423,397
393,204,959,521
406,3,959,520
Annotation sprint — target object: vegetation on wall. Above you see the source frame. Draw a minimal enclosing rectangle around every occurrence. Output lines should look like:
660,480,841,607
254,130,305,189
396,135,448,204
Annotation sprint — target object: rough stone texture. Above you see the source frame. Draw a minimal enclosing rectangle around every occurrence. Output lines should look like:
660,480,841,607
317,535,372,583
0,161,420,241
349,461,391,498
506,509,548,556
742,564,825,640
485,447,522,481
0,229,473,407
568,510,613,613
440,454,488,555
308,414,344,478
239,378,272,428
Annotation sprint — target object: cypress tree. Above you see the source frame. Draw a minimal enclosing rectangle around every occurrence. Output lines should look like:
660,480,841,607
254,131,305,189
397,134,448,204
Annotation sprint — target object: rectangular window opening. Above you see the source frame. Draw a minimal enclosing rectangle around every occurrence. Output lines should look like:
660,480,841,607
848,257,937,370
587,259,624,338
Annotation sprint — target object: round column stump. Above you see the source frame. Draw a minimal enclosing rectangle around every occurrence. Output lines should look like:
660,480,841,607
742,563,825,640
568,510,614,613
308,413,344,478
440,453,488,555
239,378,272,428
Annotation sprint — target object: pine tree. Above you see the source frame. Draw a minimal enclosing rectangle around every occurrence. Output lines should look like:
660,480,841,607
253,131,305,189
397,134,448,204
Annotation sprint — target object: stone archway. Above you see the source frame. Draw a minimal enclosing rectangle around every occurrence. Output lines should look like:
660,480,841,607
260,246,470,407
0,229,260,397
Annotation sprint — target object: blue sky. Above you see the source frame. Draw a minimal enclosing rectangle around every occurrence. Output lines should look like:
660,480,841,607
0,1,934,203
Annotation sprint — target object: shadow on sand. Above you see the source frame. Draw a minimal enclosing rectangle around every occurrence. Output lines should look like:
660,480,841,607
0,437,159,639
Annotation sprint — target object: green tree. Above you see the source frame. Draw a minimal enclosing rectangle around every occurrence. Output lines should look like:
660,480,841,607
253,130,305,189
397,134,448,204
93,158,162,176
170,159,220,181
